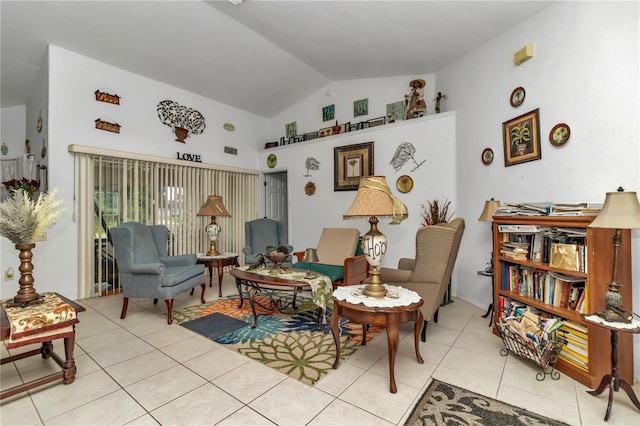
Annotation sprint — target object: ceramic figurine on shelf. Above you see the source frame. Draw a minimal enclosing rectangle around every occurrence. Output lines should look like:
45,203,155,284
404,79,427,120
434,92,447,113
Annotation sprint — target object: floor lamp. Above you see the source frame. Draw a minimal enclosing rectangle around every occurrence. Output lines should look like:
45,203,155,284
478,198,501,273
587,188,640,323
343,176,408,297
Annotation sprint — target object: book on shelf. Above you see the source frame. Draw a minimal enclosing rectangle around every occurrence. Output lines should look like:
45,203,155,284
558,350,589,370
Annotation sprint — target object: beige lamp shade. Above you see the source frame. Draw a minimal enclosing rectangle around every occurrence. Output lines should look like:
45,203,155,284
478,199,501,222
343,176,408,224
589,190,640,229
197,195,231,217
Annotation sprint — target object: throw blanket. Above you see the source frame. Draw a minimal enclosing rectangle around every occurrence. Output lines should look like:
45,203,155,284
1,292,78,349
235,266,333,313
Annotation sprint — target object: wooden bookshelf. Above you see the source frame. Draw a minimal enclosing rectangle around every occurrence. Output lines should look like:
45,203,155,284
492,215,633,388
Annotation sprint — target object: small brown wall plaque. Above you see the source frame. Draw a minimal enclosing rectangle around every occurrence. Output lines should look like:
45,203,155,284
94,90,121,105
95,118,121,134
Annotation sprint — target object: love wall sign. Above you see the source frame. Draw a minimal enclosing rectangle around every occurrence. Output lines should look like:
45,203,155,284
176,152,202,163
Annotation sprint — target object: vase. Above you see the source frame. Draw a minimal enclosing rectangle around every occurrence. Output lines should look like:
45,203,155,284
174,127,188,143
13,243,40,304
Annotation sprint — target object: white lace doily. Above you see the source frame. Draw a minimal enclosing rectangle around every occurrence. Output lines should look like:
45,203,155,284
333,284,421,307
583,315,640,331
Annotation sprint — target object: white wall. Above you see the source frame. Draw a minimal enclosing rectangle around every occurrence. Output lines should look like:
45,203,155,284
0,105,27,300
260,113,457,272
436,1,639,377
1,45,270,301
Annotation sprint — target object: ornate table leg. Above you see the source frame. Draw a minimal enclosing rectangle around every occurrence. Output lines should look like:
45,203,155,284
414,311,424,364
330,301,341,369
588,330,640,421
247,287,259,328
386,314,400,393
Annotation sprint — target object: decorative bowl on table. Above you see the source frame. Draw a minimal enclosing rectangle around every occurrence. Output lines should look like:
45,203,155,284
263,251,290,273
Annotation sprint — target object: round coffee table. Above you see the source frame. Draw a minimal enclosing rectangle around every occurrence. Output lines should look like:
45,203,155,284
330,285,424,393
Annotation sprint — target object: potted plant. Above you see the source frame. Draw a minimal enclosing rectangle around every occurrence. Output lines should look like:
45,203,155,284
420,199,454,226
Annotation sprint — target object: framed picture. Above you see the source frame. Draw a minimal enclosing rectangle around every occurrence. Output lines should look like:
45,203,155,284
368,116,385,127
322,104,335,122
549,123,570,146
319,126,333,138
510,87,525,107
303,131,319,141
353,98,369,117
386,101,403,123
285,121,297,138
334,141,374,191
481,148,494,165
502,108,541,167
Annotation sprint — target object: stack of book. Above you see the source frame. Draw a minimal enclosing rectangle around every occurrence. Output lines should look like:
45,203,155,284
557,321,589,371
500,241,530,261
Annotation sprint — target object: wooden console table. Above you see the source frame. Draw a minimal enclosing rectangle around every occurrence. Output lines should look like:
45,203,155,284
1,293,84,400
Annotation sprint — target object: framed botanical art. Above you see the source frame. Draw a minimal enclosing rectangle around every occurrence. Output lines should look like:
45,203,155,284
285,121,297,138
334,141,374,191
481,148,494,165
353,98,369,117
549,123,570,146
510,87,525,107
502,108,541,167
322,104,335,122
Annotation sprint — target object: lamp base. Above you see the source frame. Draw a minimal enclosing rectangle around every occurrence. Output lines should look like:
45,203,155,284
362,269,387,297
207,241,220,257
596,306,632,324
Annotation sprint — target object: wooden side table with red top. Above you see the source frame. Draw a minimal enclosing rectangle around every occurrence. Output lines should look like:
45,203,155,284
1,292,84,400
197,253,239,297
330,285,424,393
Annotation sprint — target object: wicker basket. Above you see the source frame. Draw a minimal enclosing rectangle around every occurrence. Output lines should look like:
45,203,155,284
497,316,566,381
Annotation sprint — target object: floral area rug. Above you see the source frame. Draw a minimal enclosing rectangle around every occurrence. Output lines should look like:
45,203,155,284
172,291,383,386
405,379,570,426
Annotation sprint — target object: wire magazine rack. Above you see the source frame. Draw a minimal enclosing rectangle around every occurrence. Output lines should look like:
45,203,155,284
497,317,566,381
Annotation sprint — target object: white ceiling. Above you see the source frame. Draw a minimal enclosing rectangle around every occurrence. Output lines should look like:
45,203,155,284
1,0,553,118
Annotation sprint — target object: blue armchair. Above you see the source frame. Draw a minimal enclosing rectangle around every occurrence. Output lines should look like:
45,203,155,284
110,222,206,324
242,218,293,267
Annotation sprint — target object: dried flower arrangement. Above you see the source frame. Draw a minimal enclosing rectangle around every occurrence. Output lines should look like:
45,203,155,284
2,178,40,198
420,199,454,226
0,189,65,245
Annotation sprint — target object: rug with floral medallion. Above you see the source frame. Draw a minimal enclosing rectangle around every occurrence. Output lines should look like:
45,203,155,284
171,291,383,386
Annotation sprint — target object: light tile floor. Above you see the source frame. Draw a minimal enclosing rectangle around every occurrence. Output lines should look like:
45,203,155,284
2,275,639,425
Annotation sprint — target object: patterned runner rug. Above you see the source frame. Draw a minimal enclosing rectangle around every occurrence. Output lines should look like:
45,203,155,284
405,379,570,425
172,292,383,386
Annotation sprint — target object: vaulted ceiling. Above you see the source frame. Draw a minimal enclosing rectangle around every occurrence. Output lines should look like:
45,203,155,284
1,1,552,118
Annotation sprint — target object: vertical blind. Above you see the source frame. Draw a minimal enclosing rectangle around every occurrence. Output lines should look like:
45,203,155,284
70,145,258,299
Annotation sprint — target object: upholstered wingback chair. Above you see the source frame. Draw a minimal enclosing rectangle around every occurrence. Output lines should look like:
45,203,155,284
110,222,206,324
379,218,465,341
242,218,294,267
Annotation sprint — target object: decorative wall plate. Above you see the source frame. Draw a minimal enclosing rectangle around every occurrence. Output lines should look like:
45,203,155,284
267,154,277,168
549,123,570,146
510,87,525,107
304,182,316,196
396,175,414,193
481,148,494,165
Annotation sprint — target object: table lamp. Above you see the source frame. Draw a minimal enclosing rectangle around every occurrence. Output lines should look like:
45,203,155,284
302,248,319,279
478,198,501,272
196,195,231,256
588,187,640,323
343,176,408,297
